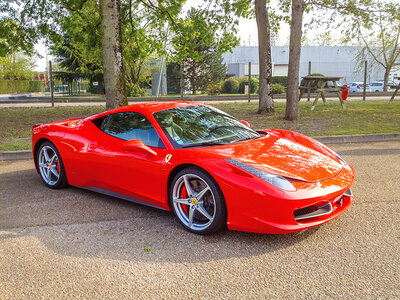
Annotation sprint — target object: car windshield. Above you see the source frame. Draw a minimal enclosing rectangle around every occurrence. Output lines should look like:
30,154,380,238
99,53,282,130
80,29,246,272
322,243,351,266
153,105,262,148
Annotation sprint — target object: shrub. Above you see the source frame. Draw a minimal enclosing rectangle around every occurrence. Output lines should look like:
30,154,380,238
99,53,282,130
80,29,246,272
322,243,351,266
239,77,259,94
272,76,288,87
223,77,239,94
237,77,246,90
128,83,147,97
207,81,223,95
272,83,285,94
88,82,105,94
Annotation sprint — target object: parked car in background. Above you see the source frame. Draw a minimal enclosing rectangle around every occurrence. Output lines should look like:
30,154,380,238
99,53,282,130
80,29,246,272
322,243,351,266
370,82,396,92
349,82,371,93
370,82,385,92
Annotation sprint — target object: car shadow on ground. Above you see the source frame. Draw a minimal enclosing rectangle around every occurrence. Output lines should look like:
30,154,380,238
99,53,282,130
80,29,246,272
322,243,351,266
1,167,322,263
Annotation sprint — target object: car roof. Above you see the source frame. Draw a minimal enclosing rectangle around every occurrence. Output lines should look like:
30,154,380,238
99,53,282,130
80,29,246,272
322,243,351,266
116,101,201,113
85,101,203,121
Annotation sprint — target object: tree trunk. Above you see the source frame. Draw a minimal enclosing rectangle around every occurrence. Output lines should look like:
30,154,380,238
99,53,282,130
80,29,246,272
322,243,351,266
255,0,274,114
99,0,127,110
383,68,390,92
285,0,305,121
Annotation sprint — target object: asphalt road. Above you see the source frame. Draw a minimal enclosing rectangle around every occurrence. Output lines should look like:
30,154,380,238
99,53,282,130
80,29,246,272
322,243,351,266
1,141,399,299
1,94,399,108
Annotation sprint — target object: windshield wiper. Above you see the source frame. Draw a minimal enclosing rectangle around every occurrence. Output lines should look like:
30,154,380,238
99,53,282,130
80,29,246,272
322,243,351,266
229,134,262,144
182,140,228,148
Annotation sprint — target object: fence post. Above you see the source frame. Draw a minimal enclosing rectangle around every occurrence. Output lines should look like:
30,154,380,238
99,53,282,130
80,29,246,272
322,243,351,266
248,62,251,103
308,61,311,102
363,60,367,101
180,61,184,98
49,60,54,107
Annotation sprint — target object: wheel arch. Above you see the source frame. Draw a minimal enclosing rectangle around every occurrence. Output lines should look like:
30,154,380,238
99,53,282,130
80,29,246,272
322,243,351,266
166,163,226,207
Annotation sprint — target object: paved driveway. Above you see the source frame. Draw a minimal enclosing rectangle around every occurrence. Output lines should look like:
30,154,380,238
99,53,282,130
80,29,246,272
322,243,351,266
0,141,399,299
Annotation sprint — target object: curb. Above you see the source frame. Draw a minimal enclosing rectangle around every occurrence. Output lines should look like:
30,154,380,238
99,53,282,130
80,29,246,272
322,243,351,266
1,133,399,161
312,133,400,144
0,150,32,161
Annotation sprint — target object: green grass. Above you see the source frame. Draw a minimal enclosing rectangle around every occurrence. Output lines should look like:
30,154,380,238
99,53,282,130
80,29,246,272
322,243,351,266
214,100,400,137
0,100,399,151
0,106,105,151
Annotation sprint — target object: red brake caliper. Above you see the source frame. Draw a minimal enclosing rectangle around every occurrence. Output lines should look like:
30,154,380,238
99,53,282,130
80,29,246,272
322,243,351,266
181,185,189,213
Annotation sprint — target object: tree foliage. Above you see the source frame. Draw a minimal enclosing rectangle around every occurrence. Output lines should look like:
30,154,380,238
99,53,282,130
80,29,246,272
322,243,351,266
1,0,186,101
172,8,233,94
0,53,35,80
272,0,379,120
343,2,400,91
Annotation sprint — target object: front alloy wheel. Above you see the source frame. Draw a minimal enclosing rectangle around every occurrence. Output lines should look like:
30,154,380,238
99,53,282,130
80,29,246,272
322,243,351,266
170,168,227,234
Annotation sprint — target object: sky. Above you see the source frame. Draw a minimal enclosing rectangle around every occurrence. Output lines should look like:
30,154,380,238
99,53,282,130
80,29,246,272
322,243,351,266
33,1,292,71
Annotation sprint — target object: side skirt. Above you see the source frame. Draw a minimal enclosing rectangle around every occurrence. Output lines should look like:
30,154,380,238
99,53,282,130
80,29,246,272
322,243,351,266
78,186,168,211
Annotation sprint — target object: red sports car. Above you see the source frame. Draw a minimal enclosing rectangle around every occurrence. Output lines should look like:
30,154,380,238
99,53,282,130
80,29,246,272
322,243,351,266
32,101,354,234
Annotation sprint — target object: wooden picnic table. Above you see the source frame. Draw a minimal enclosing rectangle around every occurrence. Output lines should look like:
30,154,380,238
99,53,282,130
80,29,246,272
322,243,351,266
298,76,346,111
388,77,400,104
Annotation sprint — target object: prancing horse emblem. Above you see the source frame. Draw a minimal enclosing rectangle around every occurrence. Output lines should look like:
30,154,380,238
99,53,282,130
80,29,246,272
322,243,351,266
165,154,172,163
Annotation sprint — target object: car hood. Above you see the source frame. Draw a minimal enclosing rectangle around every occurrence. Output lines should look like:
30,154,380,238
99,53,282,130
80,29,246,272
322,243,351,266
201,134,343,182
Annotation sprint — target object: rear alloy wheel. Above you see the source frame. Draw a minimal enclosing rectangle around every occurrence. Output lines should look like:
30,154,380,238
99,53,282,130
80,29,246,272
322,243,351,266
36,141,68,189
170,168,227,234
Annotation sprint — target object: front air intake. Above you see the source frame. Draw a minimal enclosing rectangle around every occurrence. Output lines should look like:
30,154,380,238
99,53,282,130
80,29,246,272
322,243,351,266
294,202,333,221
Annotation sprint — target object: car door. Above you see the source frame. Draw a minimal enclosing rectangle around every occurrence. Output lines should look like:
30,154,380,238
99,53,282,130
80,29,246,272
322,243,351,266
87,111,167,208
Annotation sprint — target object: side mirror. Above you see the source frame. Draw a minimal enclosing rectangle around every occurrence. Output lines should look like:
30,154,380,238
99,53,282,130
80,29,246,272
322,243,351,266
240,120,251,127
122,139,157,156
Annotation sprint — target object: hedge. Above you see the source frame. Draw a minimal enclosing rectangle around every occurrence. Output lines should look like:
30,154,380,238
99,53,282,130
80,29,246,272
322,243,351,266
0,80,43,94
28,81,44,92
272,76,288,87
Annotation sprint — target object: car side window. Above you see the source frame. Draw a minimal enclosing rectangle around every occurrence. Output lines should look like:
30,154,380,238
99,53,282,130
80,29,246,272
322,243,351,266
97,112,164,148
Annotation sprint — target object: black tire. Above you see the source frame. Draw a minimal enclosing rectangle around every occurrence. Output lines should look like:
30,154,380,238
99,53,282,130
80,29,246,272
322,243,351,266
35,141,68,189
170,167,227,235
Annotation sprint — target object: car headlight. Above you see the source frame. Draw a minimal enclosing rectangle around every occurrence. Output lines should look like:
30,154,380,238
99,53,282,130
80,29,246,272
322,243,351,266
226,159,296,191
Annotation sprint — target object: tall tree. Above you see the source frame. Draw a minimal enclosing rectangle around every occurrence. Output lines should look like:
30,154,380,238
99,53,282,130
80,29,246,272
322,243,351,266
285,0,305,121
204,0,275,113
1,0,184,109
255,0,274,113
99,0,127,109
0,52,35,80
349,5,400,91
172,8,237,94
280,0,374,120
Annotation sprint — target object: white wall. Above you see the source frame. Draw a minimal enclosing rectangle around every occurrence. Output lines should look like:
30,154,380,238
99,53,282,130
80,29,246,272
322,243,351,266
223,46,387,83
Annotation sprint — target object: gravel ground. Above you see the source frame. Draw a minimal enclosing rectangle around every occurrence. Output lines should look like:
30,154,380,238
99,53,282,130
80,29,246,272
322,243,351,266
0,141,399,299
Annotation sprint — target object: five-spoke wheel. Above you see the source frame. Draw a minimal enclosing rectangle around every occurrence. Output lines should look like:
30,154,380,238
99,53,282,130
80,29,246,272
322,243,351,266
170,168,226,234
36,141,67,189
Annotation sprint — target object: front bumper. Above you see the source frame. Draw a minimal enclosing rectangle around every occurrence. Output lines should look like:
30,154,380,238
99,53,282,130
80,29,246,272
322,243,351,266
227,192,353,234
214,160,355,234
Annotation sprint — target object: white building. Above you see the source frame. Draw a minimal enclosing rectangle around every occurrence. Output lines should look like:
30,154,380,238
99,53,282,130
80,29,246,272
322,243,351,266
222,46,397,84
